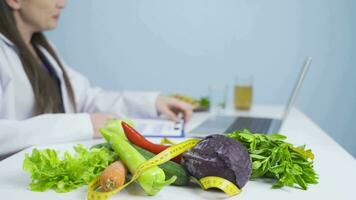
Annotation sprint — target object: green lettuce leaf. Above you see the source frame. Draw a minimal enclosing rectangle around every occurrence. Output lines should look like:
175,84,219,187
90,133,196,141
23,144,117,193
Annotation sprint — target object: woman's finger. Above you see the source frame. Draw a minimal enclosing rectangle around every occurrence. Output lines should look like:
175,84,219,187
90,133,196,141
170,100,193,122
161,105,179,122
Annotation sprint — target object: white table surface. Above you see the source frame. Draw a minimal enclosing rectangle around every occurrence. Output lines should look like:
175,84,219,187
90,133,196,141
0,105,355,200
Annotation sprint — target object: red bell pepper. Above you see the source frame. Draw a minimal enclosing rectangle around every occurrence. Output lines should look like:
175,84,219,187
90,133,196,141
121,121,182,164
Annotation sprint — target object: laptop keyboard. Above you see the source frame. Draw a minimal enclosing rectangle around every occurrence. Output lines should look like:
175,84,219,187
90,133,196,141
224,117,273,133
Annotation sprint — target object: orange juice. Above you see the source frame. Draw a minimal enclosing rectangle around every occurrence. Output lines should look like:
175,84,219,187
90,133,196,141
234,85,252,110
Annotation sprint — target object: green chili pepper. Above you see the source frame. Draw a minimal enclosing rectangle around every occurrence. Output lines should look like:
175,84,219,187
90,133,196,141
104,119,134,140
99,125,176,196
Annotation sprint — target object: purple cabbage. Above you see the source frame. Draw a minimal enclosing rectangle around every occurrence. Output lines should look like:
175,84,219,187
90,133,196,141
182,135,252,188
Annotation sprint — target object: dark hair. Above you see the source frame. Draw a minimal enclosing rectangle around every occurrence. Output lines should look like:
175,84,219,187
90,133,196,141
0,0,76,114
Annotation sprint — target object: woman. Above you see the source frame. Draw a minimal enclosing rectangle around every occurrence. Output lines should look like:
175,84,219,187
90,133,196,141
0,0,193,159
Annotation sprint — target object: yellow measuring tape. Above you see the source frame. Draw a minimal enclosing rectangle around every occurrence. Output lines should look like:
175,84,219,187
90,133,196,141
87,138,241,200
200,177,241,196
160,137,176,145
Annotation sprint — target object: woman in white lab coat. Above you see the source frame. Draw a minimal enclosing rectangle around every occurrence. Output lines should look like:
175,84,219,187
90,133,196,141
0,0,193,159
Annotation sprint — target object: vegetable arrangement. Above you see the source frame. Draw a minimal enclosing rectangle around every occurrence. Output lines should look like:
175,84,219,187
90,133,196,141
22,119,318,199
227,129,318,190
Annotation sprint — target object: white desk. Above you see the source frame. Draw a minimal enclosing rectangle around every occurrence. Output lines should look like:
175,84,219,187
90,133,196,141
0,106,355,200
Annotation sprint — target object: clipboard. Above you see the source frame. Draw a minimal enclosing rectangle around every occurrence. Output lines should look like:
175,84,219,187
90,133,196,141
132,118,185,138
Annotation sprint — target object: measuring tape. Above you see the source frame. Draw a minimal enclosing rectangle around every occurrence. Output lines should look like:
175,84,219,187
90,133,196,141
160,137,176,145
87,138,241,200
199,176,241,196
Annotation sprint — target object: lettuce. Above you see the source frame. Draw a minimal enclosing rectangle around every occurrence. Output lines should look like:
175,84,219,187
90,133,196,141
23,144,117,193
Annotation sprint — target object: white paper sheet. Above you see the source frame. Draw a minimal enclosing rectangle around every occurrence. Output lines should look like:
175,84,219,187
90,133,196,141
132,118,185,137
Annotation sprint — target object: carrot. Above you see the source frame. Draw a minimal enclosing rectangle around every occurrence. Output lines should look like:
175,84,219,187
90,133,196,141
100,160,127,192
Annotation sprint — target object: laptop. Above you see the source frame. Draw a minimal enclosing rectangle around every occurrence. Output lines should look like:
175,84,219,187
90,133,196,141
189,57,313,135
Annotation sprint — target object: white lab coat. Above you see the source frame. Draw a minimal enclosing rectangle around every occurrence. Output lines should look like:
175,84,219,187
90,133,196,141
0,33,159,159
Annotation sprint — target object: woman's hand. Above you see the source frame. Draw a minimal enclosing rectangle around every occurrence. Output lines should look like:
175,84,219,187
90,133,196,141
90,113,118,138
155,95,193,122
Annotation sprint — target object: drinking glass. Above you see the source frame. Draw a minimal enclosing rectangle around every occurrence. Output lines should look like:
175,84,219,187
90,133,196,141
209,85,228,115
234,76,253,110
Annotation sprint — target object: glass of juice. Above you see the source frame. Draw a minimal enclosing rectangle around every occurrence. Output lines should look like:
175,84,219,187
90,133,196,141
234,76,253,110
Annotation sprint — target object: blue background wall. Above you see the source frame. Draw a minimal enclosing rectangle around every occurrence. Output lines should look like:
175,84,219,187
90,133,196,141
46,0,356,157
